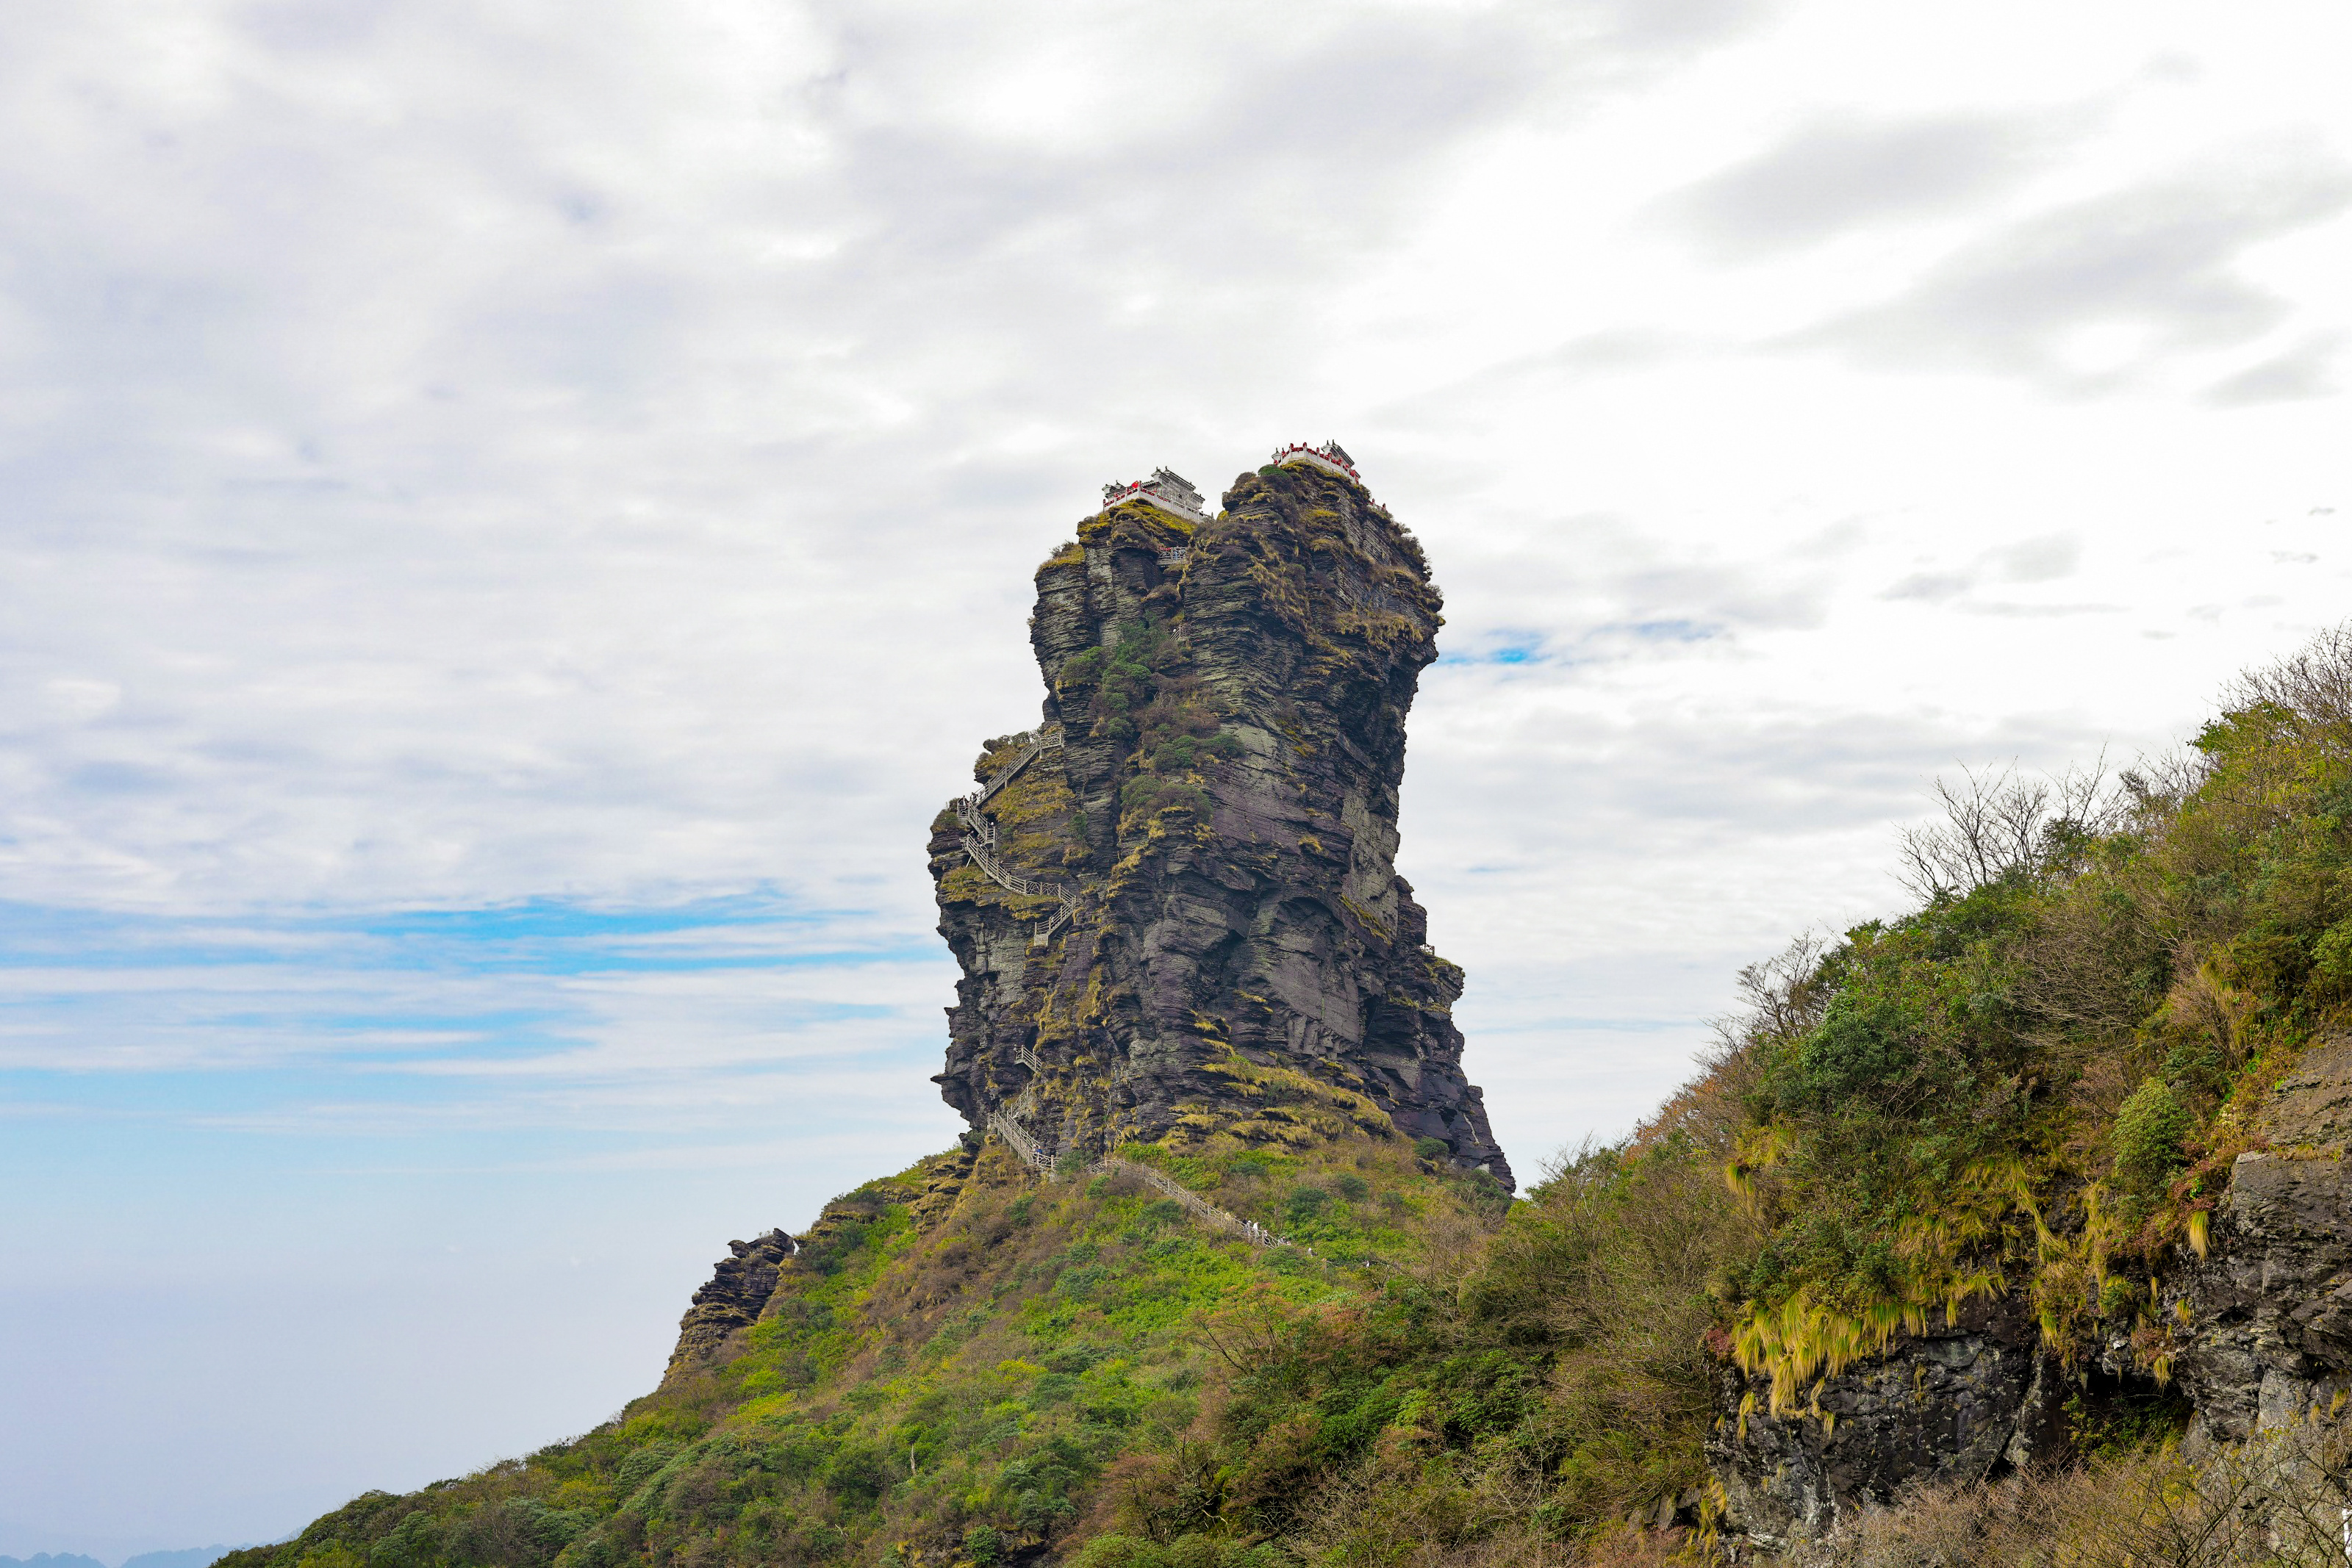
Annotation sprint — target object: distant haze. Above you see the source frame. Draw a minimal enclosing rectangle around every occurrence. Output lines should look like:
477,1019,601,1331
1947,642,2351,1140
0,1552,234,1568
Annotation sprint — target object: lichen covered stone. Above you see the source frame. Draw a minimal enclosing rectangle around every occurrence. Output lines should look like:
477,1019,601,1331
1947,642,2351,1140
929,461,1511,1187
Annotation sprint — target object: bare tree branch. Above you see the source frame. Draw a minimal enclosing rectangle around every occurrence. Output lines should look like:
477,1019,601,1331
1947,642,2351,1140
1895,757,2133,902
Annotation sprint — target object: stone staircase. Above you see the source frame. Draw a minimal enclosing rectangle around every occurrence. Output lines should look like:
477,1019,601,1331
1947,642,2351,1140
963,737,1300,1254
1104,1157,1281,1247
989,1111,1052,1171
986,1079,1287,1250
953,727,1078,945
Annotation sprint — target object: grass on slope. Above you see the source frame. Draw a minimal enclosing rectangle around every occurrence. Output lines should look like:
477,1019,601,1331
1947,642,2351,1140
232,623,2352,1568
227,1123,1570,1568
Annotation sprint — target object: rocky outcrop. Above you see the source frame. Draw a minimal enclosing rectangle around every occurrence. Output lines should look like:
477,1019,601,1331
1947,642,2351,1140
657,450,1511,1391
663,1229,797,1381
1710,1043,2352,1550
659,1148,978,1384
928,453,1511,1187
1709,1298,2068,1550
2174,1038,2352,1442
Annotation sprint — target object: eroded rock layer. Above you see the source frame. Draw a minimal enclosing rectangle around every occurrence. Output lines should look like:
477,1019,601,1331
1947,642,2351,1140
928,457,1511,1187
664,1229,797,1381
1707,1046,2352,1549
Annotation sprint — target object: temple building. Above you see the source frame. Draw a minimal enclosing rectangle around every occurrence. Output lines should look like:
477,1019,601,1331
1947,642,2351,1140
1097,467,1207,525
1269,440,1358,481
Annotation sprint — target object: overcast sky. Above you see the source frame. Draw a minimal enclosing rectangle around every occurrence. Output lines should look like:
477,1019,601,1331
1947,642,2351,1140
4,0,2348,1553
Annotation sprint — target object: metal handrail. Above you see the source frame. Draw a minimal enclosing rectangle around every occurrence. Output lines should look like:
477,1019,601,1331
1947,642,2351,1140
980,1116,1295,1251
990,1112,1051,1172
953,726,1081,945
961,833,1069,900
1097,1158,1281,1247
1035,902,1076,945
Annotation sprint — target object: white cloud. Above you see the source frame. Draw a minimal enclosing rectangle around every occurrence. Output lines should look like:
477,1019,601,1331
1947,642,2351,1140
1789,151,2352,389
1659,108,2083,258
2204,331,2343,405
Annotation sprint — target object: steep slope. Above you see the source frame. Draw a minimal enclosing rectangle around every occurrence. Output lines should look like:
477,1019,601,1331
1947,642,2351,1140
931,450,1509,1187
232,1115,1517,1568
1688,631,2352,1550
226,450,1527,1568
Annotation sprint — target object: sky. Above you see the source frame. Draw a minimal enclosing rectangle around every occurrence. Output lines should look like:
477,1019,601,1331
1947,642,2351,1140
2,0,2348,1552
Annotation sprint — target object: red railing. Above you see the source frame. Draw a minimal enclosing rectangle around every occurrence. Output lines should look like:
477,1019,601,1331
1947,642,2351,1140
1269,442,1359,479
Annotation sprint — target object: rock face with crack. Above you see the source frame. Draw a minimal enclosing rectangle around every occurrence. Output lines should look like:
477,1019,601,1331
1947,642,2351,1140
926,453,1512,1187
2173,1037,2352,1440
1706,1043,2352,1549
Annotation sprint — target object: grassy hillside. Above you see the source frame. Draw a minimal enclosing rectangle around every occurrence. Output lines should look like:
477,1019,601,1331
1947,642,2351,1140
236,625,2352,1567
226,1079,1560,1568
225,1065,1752,1567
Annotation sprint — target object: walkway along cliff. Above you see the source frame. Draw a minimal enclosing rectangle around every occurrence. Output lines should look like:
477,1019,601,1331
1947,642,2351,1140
928,445,1513,1190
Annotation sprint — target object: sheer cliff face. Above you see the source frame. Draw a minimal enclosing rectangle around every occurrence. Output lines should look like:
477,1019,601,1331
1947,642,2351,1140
928,457,1512,1189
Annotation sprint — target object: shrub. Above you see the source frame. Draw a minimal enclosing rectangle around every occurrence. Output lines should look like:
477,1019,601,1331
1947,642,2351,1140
612,1443,679,1493
2313,918,2352,995
822,1443,894,1507
548,1533,620,1568
2112,1078,2192,1193
1774,990,1921,1113
441,1500,589,1568
1069,1533,1283,1568
367,1514,440,1568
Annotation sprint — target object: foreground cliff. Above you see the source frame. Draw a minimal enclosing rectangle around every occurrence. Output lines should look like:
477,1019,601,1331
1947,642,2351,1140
1679,630,2352,1560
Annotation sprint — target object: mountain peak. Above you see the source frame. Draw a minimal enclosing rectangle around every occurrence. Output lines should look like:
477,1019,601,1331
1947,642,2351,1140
931,451,1511,1187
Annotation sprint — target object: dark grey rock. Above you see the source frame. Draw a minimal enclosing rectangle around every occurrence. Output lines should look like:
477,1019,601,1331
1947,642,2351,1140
1709,1298,2065,1549
1710,1039,2352,1550
662,1228,796,1381
930,461,1510,1186
2174,1039,2352,1442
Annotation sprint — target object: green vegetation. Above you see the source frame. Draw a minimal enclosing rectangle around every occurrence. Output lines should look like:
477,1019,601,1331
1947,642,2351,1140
229,1130,1546,1568
240,625,2352,1566
228,1098,1739,1568
1054,615,1242,831
2110,1077,2191,1195
1718,629,2352,1400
